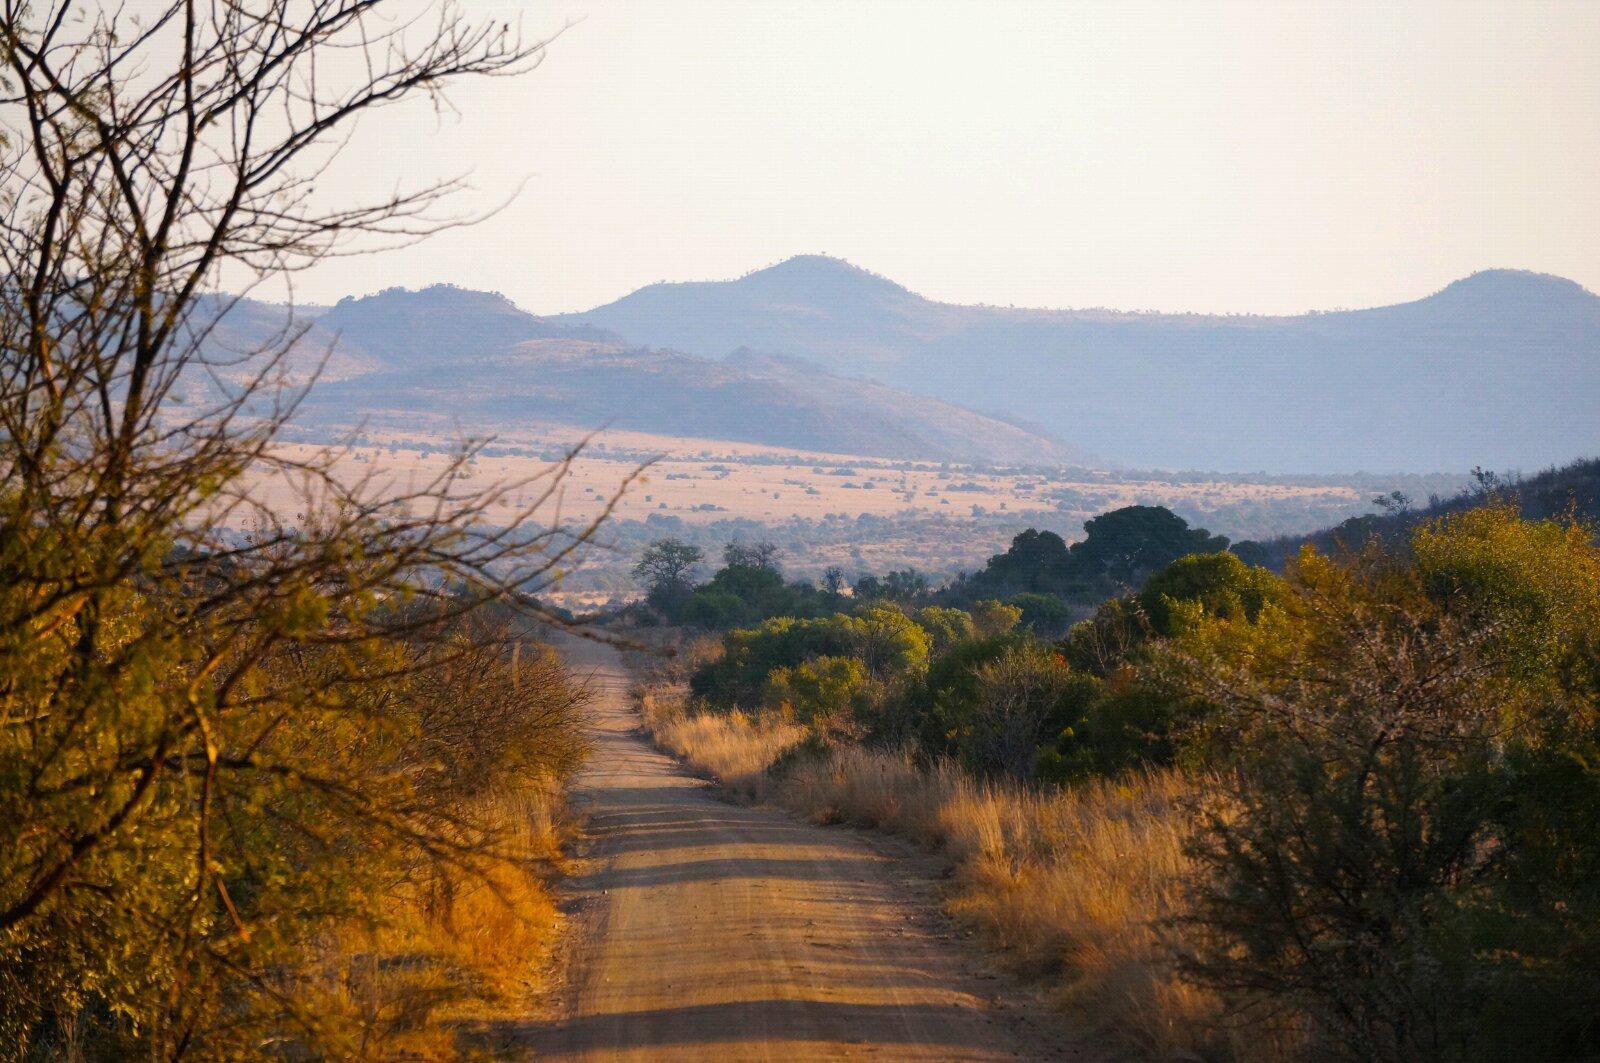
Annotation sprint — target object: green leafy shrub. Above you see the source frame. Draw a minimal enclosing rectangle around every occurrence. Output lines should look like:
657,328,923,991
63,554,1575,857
1157,510,1600,1061
764,656,883,737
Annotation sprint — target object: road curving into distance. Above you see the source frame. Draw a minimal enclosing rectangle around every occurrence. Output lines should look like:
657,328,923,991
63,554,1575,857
521,639,1086,1062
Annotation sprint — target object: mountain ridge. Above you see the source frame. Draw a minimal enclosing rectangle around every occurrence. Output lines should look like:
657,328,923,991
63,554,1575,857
193,288,1085,465
557,257,1600,473
570,257,1598,322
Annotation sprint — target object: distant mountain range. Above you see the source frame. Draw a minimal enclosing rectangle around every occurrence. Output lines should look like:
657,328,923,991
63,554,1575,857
559,256,1600,473
194,286,1082,464
201,256,1600,473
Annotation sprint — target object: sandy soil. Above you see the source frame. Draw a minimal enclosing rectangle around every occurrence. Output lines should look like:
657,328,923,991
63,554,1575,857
520,642,1088,1061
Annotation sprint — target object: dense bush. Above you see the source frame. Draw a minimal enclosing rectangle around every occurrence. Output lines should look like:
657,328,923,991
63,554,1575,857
696,603,1089,780
685,561,828,628
0,595,590,1056
764,656,883,737
692,616,863,706
1159,508,1600,1060
636,538,837,629
660,503,1600,1059
691,606,931,707
1136,550,1291,637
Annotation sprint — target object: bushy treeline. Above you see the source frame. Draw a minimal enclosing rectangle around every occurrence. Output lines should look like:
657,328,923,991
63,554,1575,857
633,503,1234,638
944,505,1228,605
632,539,840,628
1238,457,1600,570
679,503,1600,1060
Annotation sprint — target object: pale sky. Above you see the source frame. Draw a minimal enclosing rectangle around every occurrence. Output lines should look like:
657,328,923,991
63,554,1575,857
300,0,1600,315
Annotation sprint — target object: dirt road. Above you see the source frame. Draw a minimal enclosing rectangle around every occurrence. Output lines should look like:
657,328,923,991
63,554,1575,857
524,643,1079,1061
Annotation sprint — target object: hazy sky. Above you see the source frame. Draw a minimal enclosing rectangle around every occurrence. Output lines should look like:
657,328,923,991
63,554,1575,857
301,0,1600,315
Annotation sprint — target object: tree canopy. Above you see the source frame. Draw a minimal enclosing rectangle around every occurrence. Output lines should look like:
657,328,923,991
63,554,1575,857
948,506,1230,607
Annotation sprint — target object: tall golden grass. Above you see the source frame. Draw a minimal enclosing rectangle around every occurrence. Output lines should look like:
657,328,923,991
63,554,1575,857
288,776,577,1060
638,684,808,800
636,684,1292,1061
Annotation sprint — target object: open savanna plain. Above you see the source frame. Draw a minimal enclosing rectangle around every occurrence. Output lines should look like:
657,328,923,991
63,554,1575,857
248,425,1400,606
265,427,1367,525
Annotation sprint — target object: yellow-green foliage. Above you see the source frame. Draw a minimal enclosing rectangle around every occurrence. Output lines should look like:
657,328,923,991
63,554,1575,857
1137,550,1292,637
845,605,933,676
1412,505,1600,717
0,563,589,1057
912,605,977,652
969,599,1024,638
1155,508,1600,1062
763,655,877,727
691,604,933,707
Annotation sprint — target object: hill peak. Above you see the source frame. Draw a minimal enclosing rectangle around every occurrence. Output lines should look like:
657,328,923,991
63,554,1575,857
331,283,528,317
1422,269,1600,313
316,283,587,363
734,255,912,300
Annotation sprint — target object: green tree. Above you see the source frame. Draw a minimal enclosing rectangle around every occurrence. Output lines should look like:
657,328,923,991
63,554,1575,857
1070,505,1228,588
967,529,1071,595
723,539,780,570
635,537,706,615
821,565,848,596
1058,596,1152,677
952,507,1227,605
913,605,977,654
684,561,826,630
1169,591,1518,1060
853,568,929,603
763,656,880,735
847,605,933,677
691,606,931,709
690,616,857,706
1136,550,1289,638
1411,505,1600,714
969,599,1023,638
1161,512,1600,1061
968,644,1081,779
918,635,1023,759
1008,591,1076,636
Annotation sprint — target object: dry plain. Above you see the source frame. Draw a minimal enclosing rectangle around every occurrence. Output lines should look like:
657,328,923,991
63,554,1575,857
234,424,1378,609
255,426,1363,528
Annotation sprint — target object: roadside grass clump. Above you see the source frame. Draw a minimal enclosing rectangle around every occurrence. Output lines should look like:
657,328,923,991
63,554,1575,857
778,747,1277,1060
637,684,808,800
311,634,590,1053
294,779,576,1059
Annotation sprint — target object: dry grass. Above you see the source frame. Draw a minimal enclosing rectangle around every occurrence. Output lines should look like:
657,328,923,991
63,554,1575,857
300,777,578,1059
637,684,808,800
635,684,1295,1061
779,748,1246,1059
253,437,1363,547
